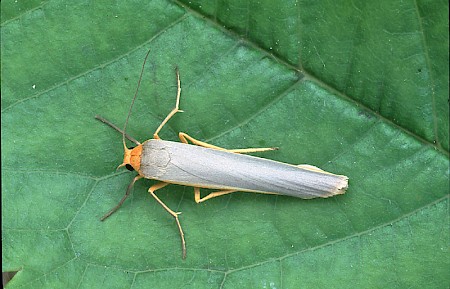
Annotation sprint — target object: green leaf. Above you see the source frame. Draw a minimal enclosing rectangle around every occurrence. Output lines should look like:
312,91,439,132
2,0,448,288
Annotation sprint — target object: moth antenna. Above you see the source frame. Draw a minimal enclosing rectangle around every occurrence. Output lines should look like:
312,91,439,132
122,49,152,149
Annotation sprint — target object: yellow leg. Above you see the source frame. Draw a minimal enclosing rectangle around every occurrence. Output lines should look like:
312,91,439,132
148,182,186,259
179,132,278,153
153,68,183,139
194,187,237,203
297,164,336,175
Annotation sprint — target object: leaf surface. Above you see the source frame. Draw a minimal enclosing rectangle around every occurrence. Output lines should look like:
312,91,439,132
2,0,448,288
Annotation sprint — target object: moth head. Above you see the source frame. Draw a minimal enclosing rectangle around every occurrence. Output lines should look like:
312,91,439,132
117,145,142,172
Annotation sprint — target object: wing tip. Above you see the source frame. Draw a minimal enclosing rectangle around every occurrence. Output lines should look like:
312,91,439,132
325,175,349,198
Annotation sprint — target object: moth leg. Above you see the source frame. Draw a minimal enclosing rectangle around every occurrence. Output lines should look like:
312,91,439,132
148,182,186,259
297,164,326,173
194,187,237,203
95,115,141,145
153,68,183,139
179,132,278,153
100,175,143,221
